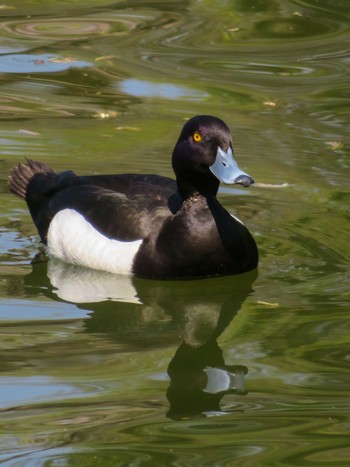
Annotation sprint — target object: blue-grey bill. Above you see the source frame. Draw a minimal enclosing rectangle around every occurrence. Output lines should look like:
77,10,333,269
209,147,254,187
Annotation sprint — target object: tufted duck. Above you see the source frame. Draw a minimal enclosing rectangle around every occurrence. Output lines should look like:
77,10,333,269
9,115,258,279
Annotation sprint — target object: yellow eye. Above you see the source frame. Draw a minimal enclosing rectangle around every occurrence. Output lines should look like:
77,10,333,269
193,132,202,143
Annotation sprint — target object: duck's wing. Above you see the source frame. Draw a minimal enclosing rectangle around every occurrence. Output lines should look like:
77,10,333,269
10,160,180,243
81,173,182,214
81,173,176,196
35,179,180,243
45,184,173,240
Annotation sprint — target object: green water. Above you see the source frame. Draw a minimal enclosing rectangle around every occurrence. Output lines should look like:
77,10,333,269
0,0,350,465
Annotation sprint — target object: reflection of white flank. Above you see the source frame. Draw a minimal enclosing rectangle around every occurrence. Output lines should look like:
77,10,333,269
48,259,141,304
47,209,142,274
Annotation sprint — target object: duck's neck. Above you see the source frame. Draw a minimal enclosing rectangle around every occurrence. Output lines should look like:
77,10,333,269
176,173,220,200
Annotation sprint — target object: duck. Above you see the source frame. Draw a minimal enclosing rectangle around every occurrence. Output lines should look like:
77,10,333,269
9,115,258,279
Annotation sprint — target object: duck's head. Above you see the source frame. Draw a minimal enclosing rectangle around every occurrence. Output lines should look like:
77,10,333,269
172,115,253,197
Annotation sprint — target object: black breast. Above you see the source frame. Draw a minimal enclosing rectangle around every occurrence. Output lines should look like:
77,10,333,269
133,195,258,279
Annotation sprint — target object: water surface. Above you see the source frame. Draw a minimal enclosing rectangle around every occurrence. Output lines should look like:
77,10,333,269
0,0,350,465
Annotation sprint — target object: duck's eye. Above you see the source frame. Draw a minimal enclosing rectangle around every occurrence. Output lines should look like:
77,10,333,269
193,132,202,143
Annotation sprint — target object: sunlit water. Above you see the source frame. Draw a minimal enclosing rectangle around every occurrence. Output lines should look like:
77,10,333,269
0,0,349,465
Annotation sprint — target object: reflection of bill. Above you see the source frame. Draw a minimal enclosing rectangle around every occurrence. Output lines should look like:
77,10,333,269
41,258,257,419
203,366,247,395
167,339,248,419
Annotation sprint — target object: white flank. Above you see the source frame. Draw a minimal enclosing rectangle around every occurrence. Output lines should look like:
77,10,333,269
47,209,142,275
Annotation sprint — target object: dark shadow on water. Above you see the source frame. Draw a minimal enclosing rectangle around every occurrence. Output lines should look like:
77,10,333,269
23,258,257,419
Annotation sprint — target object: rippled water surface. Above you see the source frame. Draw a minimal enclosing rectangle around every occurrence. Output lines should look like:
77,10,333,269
1,0,350,465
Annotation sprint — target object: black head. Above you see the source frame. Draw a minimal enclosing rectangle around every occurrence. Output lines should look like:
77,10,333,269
172,115,253,198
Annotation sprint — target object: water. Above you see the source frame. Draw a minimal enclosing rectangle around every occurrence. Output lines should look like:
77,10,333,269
1,0,350,465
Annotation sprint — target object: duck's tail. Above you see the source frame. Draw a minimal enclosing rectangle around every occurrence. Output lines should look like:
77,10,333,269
9,159,56,200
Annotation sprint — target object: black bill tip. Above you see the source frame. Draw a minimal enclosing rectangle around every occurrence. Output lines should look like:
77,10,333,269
234,174,254,187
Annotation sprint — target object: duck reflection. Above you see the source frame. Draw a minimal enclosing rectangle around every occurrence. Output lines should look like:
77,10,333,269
165,270,255,419
24,258,257,419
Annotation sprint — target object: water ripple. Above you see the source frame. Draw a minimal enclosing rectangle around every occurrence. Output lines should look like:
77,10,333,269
253,16,339,39
0,53,91,74
111,9,350,92
119,78,207,100
0,17,134,41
